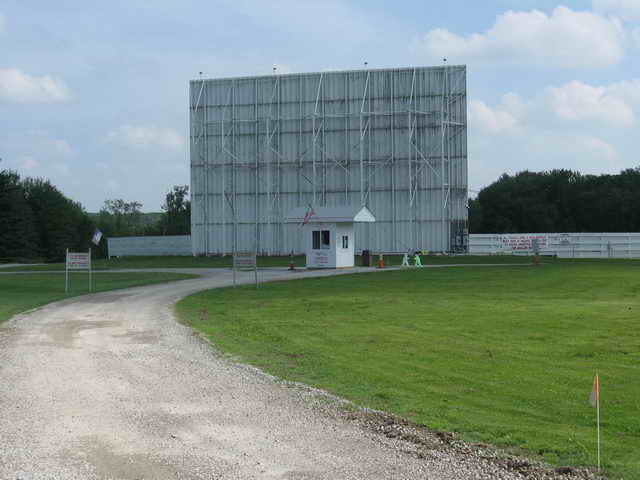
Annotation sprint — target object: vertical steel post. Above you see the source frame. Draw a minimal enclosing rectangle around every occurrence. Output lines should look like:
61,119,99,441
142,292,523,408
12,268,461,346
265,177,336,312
202,79,209,255
440,66,447,252
255,79,259,257
390,71,396,250
65,248,69,293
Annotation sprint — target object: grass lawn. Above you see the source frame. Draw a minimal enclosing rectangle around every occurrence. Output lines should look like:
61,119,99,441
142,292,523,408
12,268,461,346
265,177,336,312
0,272,197,325
0,255,306,271
0,253,588,272
177,263,640,479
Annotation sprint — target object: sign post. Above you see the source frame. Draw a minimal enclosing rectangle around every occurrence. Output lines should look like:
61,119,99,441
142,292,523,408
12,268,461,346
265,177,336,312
233,251,258,289
65,249,92,293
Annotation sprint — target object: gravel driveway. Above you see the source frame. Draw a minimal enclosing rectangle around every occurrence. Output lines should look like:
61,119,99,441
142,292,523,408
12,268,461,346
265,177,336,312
0,268,590,480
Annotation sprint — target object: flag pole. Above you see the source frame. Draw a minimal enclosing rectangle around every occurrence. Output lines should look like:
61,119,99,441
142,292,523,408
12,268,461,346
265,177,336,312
596,373,601,471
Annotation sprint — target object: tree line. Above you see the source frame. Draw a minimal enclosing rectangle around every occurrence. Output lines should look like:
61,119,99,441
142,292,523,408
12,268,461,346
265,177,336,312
469,168,640,234
0,168,190,261
92,185,190,258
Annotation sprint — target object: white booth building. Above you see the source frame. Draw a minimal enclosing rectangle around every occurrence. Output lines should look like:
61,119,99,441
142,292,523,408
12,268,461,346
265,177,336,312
285,206,376,268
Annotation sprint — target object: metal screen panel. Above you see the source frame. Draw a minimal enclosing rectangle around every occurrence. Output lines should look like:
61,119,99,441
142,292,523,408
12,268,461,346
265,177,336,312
190,65,468,255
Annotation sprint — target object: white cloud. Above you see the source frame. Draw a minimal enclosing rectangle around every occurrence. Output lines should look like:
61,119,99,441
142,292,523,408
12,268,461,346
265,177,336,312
543,80,635,127
606,79,640,105
593,0,640,21
469,98,520,134
0,68,71,103
106,125,184,150
474,79,640,134
416,6,625,68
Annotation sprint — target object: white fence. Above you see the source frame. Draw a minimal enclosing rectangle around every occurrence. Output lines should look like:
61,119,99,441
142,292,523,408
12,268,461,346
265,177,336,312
469,233,640,258
108,235,192,258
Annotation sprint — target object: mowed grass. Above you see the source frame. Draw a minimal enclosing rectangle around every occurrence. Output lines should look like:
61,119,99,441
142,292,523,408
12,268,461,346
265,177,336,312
0,253,578,271
0,255,307,271
177,263,640,479
0,272,197,324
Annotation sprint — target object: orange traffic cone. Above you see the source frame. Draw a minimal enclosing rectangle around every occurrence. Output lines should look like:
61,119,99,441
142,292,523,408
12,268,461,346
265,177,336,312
377,254,385,269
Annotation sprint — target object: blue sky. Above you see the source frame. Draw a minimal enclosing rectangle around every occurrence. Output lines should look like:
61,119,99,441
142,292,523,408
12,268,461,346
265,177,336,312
1,0,639,210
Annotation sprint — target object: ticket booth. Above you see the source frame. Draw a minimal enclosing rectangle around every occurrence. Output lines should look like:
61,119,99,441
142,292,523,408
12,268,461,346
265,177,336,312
285,206,376,268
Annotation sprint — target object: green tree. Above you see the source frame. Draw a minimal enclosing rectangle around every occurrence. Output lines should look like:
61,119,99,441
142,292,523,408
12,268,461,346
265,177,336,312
22,178,95,261
98,199,144,236
471,168,640,234
0,169,39,260
159,185,191,235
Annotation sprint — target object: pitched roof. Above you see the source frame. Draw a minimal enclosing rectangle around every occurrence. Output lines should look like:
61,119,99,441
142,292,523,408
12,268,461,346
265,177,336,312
285,206,376,223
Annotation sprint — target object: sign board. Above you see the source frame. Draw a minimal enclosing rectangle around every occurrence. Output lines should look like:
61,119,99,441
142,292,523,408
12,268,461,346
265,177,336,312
499,234,548,252
65,249,92,293
311,251,330,266
233,251,256,270
66,252,91,270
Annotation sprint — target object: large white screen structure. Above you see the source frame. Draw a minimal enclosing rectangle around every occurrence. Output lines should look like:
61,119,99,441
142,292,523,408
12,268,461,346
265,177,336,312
190,65,468,255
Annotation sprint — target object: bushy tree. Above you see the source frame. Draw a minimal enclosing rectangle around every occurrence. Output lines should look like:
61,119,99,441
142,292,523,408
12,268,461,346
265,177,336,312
0,170,39,260
470,168,640,233
159,185,190,235
22,178,95,261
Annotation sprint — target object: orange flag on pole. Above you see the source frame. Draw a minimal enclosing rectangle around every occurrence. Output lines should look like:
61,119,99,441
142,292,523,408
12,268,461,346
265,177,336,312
589,374,601,471
589,374,600,408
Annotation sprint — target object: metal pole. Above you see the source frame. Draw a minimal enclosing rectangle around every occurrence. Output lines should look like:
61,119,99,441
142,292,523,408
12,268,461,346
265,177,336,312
254,255,258,289
596,374,601,471
441,66,447,253
89,248,92,292
65,248,69,293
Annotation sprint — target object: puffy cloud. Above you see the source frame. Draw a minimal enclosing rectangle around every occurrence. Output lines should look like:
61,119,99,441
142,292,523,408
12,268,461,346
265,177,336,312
474,79,639,134
469,97,521,134
106,125,184,150
606,79,640,105
593,0,640,21
543,80,635,127
416,6,625,68
0,68,71,103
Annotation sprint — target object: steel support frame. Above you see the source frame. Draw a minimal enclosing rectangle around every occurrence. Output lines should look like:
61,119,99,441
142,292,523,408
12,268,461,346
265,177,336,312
192,66,467,255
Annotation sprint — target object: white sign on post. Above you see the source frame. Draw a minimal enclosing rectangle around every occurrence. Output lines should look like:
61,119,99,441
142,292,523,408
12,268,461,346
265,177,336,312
233,251,256,270
65,249,92,293
233,251,258,288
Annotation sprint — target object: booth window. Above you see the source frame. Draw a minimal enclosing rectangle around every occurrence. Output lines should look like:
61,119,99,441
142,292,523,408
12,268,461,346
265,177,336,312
342,235,349,249
321,230,330,249
312,230,331,250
